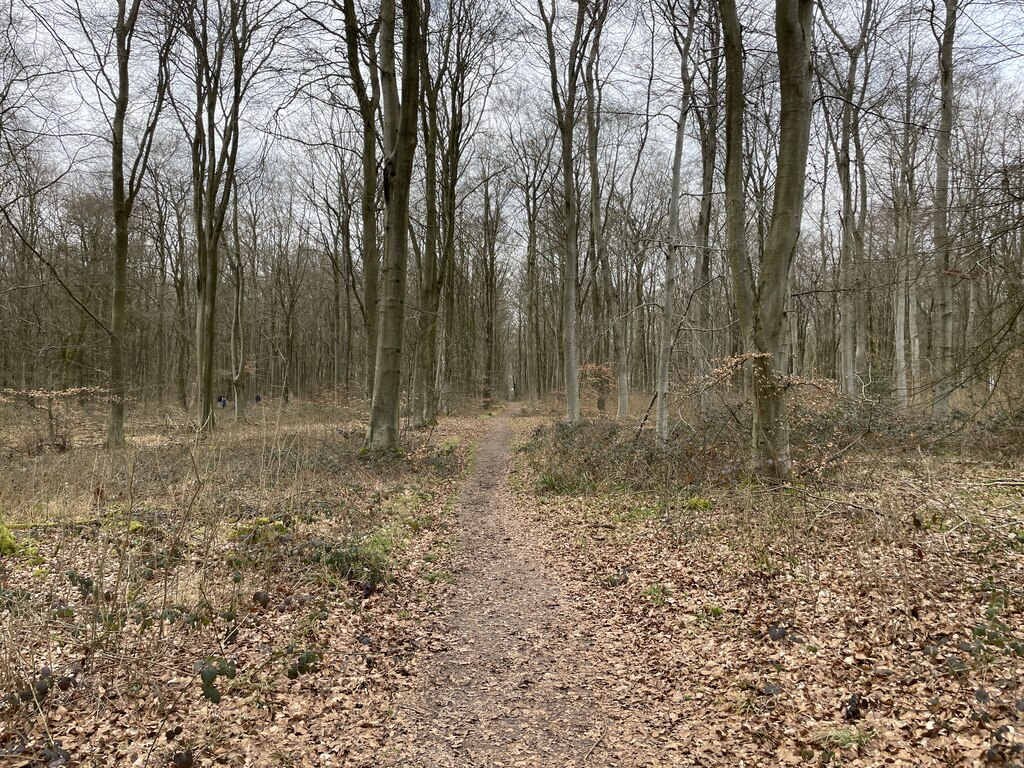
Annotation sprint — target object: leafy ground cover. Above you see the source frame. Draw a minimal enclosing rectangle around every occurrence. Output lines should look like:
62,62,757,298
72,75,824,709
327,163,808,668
511,415,1024,766
3,395,1023,767
0,400,481,766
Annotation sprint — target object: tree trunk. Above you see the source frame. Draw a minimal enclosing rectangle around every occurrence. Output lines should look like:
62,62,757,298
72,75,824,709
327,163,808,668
753,0,814,477
365,0,421,450
341,0,382,400
722,0,814,479
931,0,957,416
694,17,719,417
539,0,593,425
107,3,131,447
412,54,440,427
894,213,909,408
229,203,246,420
658,90,688,442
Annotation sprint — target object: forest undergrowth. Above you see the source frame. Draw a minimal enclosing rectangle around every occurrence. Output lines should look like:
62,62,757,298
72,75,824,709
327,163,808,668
0,397,481,766
513,392,1024,766
1,390,1022,767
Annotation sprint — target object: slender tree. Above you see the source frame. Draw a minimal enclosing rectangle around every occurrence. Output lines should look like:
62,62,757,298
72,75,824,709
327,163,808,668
364,0,422,449
176,0,284,431
721,0,814,478
538,0,598,424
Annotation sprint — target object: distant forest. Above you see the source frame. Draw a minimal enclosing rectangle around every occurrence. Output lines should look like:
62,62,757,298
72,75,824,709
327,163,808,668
1,0,1023,475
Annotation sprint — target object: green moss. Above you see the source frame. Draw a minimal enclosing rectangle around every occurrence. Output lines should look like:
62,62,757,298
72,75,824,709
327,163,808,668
0,524,18,556
231,517,289,545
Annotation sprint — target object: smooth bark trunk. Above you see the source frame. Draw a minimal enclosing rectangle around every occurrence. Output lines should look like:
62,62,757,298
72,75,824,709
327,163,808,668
365,0,421,450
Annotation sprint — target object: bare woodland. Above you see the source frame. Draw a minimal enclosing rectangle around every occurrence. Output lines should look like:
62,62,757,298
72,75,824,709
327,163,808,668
0,0,1020,463
2,0,1024,764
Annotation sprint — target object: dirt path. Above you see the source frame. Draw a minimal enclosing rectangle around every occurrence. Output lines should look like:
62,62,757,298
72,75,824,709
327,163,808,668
384,418,659,767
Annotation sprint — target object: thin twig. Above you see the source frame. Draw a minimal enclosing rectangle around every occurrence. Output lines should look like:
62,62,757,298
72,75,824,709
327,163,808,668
584,729,603,761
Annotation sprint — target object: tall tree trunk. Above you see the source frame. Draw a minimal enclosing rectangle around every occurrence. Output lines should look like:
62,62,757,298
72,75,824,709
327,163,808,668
365,0,422,450
894,210,909,408
693,17,719,417
229,201,246,419
658,90,688,442
107,2,132,447
931,0,957,416
412,57,439,427
539,0,595,424
108,0,167,445
583,26,627,420
753,0,814,477
722,0,814,479
360,126,380,399
341,0,382,399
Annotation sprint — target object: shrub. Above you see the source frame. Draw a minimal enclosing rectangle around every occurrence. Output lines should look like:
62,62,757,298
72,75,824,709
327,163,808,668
307,529,395,591
520,421,740,495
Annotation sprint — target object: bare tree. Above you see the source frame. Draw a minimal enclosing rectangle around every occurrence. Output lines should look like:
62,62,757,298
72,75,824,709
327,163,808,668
174,0,285,431
721,0,814,478
537,0,599,424
657,0,698,441
930,0,958,416
364,0,422,449
817,0,876,397
34,0,176,444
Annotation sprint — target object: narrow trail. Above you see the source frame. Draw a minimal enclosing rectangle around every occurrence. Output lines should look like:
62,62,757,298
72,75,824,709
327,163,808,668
384,418,657,767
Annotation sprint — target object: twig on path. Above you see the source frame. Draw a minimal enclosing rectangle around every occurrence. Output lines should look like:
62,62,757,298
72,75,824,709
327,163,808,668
584,729,603,761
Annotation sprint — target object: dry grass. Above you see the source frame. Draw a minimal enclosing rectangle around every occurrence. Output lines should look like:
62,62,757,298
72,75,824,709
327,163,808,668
0,398,474,765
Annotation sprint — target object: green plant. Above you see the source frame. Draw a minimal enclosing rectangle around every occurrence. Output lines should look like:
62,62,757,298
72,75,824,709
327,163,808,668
308,528,396,591
684,496,713,511
753,553,780,577
967,586,1024,658
534,471,568,493
66,570,98,600
0,524,18,556
697,605,725,622
814,727,873,750
614,503,659,525
642,583,673,606
196,658,236,704
286,650,320,679
231,517,289,546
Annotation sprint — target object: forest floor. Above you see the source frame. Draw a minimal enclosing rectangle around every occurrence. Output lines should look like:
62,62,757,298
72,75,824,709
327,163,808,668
383,417,656,767
1,399,1023,766
387,412,1024,767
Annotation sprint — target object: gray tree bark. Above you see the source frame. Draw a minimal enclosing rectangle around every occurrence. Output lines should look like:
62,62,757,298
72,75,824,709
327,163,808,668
721,0,814,479
931,0,958,416
365,0,422,450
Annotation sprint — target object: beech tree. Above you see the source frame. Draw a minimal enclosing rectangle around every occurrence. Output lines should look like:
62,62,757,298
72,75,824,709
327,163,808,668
721,0,814,478
4,0,1024,460
930,0,958,416
364,0,422,450
536,0,601,424
104,1,173,446
174,0,285,431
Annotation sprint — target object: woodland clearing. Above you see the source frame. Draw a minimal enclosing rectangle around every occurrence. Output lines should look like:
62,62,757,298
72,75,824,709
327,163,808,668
0,397,1022,767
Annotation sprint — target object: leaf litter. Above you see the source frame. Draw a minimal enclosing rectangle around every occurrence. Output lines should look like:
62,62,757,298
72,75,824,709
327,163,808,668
3,407,1023,767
